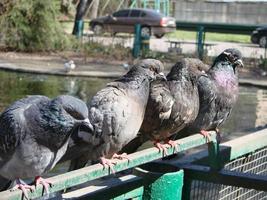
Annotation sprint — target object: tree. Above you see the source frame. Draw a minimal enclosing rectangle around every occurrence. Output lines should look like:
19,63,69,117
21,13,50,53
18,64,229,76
0,0,69,51
72,0,93,35
88,0,99,19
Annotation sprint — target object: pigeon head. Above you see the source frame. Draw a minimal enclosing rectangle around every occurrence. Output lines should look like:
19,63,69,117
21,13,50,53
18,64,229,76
212,48,244,72
135,59,166,81
54,95,93,131
54,95,88,119
167,59,190,80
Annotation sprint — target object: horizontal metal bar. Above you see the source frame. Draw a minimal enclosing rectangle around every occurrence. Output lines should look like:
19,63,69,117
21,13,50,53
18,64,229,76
181,129,267,166
219,129,267,164
63,174,143,200
182,164,267,191
175,21,260,34
0,132,217,200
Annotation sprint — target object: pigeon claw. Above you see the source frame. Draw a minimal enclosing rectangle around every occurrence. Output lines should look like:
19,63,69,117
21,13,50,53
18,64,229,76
200,130,211,142
165,139,179,153
154,141,168,156
11,182,35,200
112,153,130,162
100,157,117,174
35,176,52,194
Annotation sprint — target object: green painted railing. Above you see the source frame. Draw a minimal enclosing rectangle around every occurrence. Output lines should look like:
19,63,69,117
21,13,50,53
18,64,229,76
1,129,267,200
174,21,265,59
175,21,262,35
0,132,217,200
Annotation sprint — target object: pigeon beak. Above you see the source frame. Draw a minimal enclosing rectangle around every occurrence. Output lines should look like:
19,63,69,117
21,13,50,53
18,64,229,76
234,59,244,68
223,51,231,56
81,118,93,132
156,72,167,81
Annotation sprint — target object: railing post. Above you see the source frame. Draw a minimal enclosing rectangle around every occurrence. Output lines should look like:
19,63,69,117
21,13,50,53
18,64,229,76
133,24,142,58
197,26,205,60
208,140,221,170
133,162,184,200
74,19,84,38
182,178,192,200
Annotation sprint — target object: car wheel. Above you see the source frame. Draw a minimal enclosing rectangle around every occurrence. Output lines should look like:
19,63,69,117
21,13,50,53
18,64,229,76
141,26,151,37
92,24,103,35
259,36,267,48
155,33,165,38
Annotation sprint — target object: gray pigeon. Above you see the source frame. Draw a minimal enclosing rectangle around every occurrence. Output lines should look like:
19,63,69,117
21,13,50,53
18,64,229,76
139,59,200,153
179,48,244,139
75,59,165,171
0,95,92,197
119,58,208,155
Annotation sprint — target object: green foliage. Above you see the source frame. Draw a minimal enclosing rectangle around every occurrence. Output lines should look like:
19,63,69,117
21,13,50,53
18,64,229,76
0,0,71,51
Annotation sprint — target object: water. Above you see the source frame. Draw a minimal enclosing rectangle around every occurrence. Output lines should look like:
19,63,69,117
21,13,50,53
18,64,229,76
1,70,266,135
0,70,267,176
0,70,112,112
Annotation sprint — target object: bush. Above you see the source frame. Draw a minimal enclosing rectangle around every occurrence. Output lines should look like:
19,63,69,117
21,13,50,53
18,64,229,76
0,0,71,51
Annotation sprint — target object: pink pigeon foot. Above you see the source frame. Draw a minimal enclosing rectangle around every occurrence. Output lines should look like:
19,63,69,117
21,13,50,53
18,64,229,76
11,179,35,199
112,153,130,162
154,141,168,156
200,130,211,142
100,157,117,174
164,139,179,153
35,176,52,194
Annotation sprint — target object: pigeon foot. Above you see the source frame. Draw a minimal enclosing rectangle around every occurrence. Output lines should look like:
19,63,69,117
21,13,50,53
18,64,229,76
100,157,117,174
35,176,53,194
200,130,211,142
154,141,168,156
11,179,35,199
112,153,130,162
164,139,179,153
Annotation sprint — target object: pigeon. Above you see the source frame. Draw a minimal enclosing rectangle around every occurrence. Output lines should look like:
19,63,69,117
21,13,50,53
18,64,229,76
121,58,210,154
184,58,210,74
0,95,92,197
139,59,200,154
179,48,244,140
74,59,165,172
122,63,130,70
64,60,76,72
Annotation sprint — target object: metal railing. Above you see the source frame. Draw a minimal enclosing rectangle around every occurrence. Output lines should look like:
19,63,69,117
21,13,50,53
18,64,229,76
1,129,266,200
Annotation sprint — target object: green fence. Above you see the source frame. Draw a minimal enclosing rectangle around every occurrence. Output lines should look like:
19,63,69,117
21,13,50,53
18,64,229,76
0,129,266,200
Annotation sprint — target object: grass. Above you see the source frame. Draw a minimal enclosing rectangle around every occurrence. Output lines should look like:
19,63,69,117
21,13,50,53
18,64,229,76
60,20,251,43
166,30,251,43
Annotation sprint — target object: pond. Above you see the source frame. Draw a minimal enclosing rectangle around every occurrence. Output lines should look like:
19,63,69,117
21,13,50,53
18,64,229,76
0,70,267,176
1,70,266,137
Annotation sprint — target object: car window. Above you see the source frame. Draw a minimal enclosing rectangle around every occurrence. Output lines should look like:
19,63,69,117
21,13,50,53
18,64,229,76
129,10,141,17
113,10,129,17
140,12,146,17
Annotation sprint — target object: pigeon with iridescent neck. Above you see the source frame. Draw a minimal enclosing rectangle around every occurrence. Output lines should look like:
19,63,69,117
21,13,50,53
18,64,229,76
179,48,244,140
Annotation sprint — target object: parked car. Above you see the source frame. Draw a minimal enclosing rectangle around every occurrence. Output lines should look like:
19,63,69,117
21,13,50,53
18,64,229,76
89,8,176,38
251,26,267,48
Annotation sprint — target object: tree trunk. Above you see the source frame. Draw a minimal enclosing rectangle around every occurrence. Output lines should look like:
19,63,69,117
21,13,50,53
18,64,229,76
72,0,93,35
88,0,99,19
